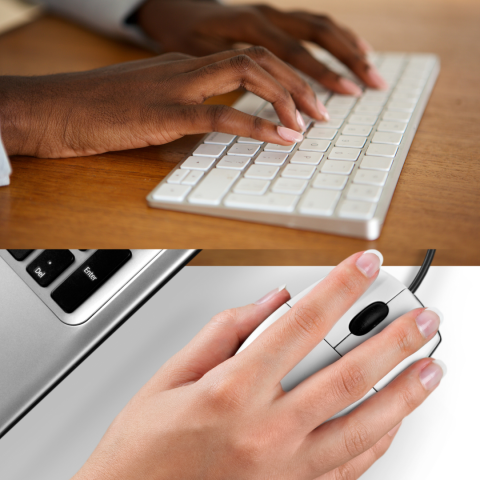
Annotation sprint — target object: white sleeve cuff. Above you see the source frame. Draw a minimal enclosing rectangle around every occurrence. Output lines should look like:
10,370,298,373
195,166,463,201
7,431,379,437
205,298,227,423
0,131,12,187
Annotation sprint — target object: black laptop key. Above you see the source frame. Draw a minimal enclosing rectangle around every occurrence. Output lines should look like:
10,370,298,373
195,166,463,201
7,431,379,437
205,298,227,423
26,250,75,287
8,250,34,261
51,250,132,313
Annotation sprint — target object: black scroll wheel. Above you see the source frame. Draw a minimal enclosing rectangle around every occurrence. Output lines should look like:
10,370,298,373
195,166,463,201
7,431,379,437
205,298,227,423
349,302,389,336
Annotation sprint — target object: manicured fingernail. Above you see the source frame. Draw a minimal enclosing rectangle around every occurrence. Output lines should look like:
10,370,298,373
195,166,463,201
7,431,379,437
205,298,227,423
415,308,443,339
338,77,363,97
296,110,306,131
388,421,402,437
419,360,446,390
316,98,330,121
356,249,383,278
255,285,287,305
277,126,303,143
365,65,389,90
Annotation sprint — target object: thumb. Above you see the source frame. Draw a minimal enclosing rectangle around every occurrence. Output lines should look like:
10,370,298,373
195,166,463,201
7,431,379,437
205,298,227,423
155,285,290,389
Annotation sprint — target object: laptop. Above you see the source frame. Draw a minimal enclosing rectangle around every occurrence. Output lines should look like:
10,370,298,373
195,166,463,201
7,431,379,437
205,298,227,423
0,249,199,438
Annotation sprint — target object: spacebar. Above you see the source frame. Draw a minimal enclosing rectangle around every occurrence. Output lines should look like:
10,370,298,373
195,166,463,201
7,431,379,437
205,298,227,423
51,250,132,313
224,193,299,212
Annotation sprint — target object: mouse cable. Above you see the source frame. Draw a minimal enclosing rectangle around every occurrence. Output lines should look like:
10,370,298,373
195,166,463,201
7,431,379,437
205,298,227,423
408,249,436,294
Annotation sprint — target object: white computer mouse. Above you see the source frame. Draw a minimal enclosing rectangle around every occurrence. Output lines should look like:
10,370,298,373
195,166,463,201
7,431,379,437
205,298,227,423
236,270,441,418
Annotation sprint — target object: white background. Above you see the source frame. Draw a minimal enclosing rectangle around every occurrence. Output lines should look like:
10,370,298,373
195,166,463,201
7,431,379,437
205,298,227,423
0,265,478,479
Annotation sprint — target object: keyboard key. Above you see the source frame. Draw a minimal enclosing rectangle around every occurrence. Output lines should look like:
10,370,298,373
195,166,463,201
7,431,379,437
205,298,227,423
360,156,393,171
192,144,225,157
204,132,236,145
383,110,412,122
8,250,34,261
348,114,378,126
264,143,296,153
366,143,398,157
313,173,348,190
326,106,351,118
299,189,340,216
387,100,416,112
377,121,407,133
217,155,251,170
342,125,372,137
346,184,382,202
167,169,189,184
338,200,376,220
335,135,366,149
233,178,270,195
188,169,240,205
290,151,323,165
255,152,288,166
27,250,75,287
307,128,337,140
272,178,308,195
354,104,383,115
237,137,264,144
299,139,330,152
328,147,361,162
353,169,388,186
372,132,403,145
181,156,215,171
326,94,357,107
181,170,204,185
51,250,132,313
244,164,279,180
152,184,191,202
224,192,299,212
314,118,343,128
227,143,260,156
391,91,419,102
357,96,387,106
321,160,354,175
281,164,316,179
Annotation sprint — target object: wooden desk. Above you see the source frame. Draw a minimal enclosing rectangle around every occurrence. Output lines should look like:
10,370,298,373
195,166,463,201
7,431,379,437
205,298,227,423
0,0,479,264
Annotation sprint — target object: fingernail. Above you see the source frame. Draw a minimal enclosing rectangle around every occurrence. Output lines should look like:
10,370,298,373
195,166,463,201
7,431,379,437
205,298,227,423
388,421,402,437
277,126,303,143
316,98,330,121
255,285,287,305
419,360,446,390
338,77,363,97
355,249,383,278
415,308,443,339
296,110,306,131
365,65,389,90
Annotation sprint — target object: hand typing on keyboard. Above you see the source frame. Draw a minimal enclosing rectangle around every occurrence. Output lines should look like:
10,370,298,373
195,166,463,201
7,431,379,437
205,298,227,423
134,1,387,94
71,252,443,480
0,47,324,158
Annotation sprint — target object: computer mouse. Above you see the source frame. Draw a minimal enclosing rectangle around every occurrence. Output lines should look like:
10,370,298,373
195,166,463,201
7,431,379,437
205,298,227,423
236,269,441,418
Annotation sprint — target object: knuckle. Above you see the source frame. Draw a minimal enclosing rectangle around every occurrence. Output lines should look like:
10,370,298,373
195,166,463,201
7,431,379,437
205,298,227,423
333,462,357,480
399,382,422,411
246,45,271,60
333,363,368,400
204,374,247,412
230,54,255,76
344,420,371,457
371,438,390,461
289,303,323,338
332,268,363,302
211,308,239,328
208,104,232,131
251,115,266,136
390,323,417,356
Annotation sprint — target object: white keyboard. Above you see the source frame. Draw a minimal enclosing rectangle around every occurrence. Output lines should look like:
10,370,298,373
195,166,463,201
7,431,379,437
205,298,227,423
147,51,440,240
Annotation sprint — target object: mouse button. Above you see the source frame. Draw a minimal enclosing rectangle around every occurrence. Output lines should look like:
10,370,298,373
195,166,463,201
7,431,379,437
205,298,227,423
349,302,390,336
286,278,324,307
336,289,423,356
374,332,441,391
328,389,376,421
236,303,291,355
325,270,406,348
281,340,340,392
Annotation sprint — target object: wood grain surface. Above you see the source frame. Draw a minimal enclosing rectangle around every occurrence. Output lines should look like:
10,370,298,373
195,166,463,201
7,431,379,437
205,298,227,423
0,0,479,264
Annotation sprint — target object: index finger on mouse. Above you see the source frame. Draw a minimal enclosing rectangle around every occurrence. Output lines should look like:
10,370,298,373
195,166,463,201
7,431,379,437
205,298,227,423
237,250,383,387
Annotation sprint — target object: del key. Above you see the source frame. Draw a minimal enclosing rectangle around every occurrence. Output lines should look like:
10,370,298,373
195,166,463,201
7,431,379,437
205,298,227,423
51,250,132,313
